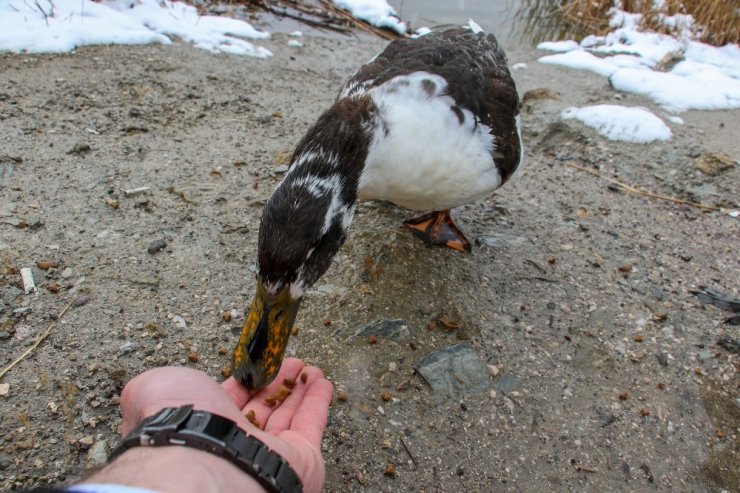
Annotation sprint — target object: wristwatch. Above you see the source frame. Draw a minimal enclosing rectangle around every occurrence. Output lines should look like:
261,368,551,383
108,405,302,493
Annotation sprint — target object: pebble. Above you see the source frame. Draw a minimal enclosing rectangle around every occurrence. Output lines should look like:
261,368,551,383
475,233,526,248
0,285,22,304
0,383,9,396
67,143,91,155
147,239,167,254
697,349,712,361
172,316,187,329
78,436,94,448
87,440,108,466
355,319,409,339
61,267,73,279
119,341,138,354
13,324,33,340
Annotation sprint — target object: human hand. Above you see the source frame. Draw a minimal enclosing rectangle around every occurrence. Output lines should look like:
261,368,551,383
100,358,332,493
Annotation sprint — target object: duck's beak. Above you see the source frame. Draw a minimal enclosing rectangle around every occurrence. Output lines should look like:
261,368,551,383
232,279,301,389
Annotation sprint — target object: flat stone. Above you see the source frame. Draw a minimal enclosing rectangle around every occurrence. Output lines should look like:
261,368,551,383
494,373,520,393
355,319,409,339
12,307,31,316
414,343,489,401
475,233,526,248
87,439,108,466
1,286,22,305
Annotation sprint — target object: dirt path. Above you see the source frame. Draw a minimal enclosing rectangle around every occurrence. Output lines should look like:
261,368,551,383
1,30,738,492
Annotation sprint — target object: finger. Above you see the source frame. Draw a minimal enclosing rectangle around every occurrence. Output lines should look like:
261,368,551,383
284,376,333,447
222,377,251,409
240,358,305,427
263,365,325,434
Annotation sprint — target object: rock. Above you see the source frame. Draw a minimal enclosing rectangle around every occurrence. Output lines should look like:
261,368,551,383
494,373,520,393
697,349,712,361
521,88,558,104
119,341,138,354
67,143,92,155
12,307,31,316
147,239,167,254
61,267,74,279
355,319,409,339
78,436,94,448
414,343,490,400
172,315,187,329
692,152,735,176
717,336,740,354
13,323,33,340
475,234,526,248
656,353,669,366
0,383,9,396
0,317,12,340
87,439,108,466
654,51,684,72
692,287,740,313
0,286,22,304
0,216,24,227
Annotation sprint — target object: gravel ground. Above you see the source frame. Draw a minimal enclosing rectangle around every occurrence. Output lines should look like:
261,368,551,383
0,27,738,493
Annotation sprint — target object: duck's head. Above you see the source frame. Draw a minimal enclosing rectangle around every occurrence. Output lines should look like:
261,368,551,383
232,158,358,389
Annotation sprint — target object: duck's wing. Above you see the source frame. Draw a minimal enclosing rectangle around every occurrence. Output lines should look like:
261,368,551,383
340,29,521,182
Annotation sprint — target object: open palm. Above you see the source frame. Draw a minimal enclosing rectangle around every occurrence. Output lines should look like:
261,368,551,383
119,358,333,493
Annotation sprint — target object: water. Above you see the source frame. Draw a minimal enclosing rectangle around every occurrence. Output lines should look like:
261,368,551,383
388,0,570,46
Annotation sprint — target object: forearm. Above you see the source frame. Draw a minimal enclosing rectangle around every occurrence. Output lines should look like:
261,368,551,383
80,446,266,493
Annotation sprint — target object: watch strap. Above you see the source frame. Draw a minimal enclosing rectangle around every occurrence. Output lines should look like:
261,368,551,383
108,405,302,493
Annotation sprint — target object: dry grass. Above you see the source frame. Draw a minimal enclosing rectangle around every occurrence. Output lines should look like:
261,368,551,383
559,0,739,46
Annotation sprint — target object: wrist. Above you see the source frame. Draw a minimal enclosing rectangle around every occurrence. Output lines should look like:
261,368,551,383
81,446,266,493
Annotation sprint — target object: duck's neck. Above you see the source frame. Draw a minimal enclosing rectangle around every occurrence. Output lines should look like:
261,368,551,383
285,95,377,206
257,96,377,295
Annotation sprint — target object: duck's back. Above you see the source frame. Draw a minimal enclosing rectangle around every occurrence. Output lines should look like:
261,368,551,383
342,29,522,211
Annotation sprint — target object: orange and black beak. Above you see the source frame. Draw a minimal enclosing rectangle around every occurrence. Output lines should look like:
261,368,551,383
232,278,301,390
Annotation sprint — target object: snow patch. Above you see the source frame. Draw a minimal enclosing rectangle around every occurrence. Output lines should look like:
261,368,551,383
0,0,271,57
562,105,672,143
537,7,740,112
330,0,406,34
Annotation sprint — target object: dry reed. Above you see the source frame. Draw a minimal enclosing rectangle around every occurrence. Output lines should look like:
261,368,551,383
559,0,738,46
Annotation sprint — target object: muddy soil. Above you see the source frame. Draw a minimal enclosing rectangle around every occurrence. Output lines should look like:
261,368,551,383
0,28,738,493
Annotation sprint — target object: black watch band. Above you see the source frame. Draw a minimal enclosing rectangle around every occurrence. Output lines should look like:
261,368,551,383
108,405,302,493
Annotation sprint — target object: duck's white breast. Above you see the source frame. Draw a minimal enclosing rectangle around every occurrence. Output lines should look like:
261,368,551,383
357,72,502,211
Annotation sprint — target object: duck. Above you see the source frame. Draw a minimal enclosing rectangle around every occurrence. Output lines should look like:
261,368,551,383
233,22,523,389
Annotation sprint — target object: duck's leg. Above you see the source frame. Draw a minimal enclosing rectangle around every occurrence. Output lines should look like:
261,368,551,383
403,210,471,253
